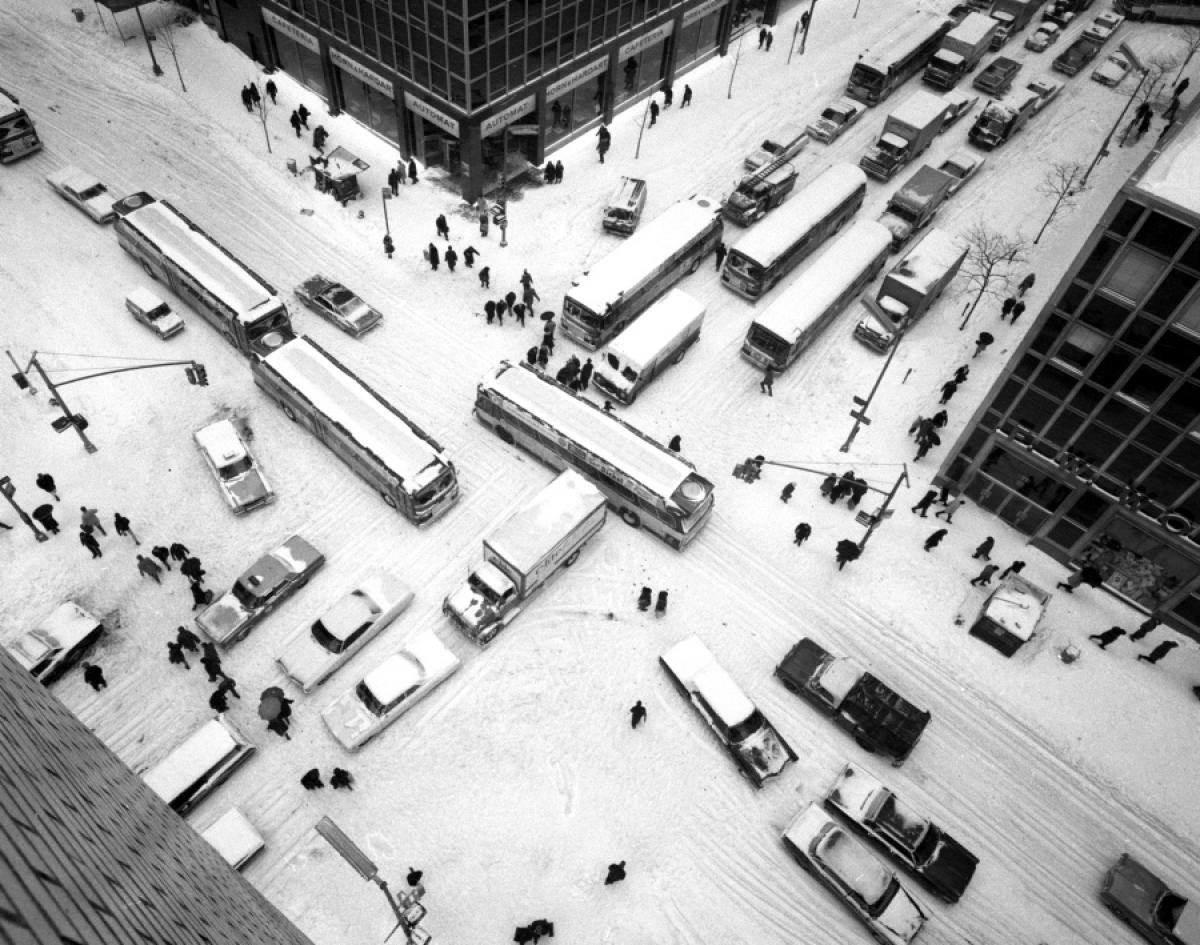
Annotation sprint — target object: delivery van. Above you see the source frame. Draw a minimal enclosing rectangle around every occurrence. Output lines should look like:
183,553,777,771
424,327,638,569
142,714,255,815
602,176,647,234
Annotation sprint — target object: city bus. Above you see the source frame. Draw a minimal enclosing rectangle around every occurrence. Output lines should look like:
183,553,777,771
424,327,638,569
112,193,294,358
252,336,460,524
561,194,723,349
474,361,714,549
721,163,868,300
742,220,893,371
1115,0,1200,21
846,12,952,105
0,86,42,163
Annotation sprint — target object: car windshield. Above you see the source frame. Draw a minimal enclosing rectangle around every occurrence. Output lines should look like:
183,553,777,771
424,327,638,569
218,456,253,479
1155,892,1188,932
328,286,357,308
875,794,931,851
311,591,378,653
356,679,388,717
726,708,766,745
77,183,107,200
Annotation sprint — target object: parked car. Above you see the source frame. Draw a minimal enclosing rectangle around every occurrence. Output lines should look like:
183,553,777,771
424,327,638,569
294,274,383,337
744,122,809,171
973,56,1022,96
1027,78,1064,113
1025,23,1061,51
193,418,275,515
6,601,104,685
196,535,325,647
1093,53,1133,86
276,573,415,692
46,166,118,223
936,151,985,195
126,288,184,339
825,763,979,903
1054,36,1102,76
1101,852,1199,945
1083,11,1124,43
321,629,461,750
807,97,867,143
782,803,929,945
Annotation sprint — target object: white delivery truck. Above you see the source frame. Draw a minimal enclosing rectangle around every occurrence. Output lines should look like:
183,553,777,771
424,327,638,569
590,289,706,405
444,470,607,645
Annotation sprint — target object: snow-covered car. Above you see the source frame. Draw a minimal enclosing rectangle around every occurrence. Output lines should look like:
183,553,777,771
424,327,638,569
1027,78,1064,113
6,601,105,685
193,418,275,515
1101,853,1200,945
660,635,796,787
125,288,185,339
294,274,383,337
45,166,118,223
1053,36,1102,76
825,763,979,903
320,629,461,750
1042,0,1077,28
1083,12,1124,44
276,573,415,692
1025,23,1061,51
783,804,929,945
806,97,867,144
1093,53,1133,86
196,535,325,647
936,151,985,195
939,89,980,129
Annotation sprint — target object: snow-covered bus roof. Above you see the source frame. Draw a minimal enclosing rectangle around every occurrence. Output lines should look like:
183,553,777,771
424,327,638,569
754,221,892,344
601,289,706,375
885,227,965,298
565,195,720,315
729,164,867,268
891,89,951,128
855,10,948,74
488,471,606,574
119,198,281,324
260,337,445,483
481,362,698,501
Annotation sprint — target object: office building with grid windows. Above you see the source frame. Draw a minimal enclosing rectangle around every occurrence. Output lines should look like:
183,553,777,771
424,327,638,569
936,111,1200,641
209,0,779,199
0,646,316,945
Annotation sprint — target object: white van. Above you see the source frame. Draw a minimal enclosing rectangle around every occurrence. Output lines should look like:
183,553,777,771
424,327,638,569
126,287,185,339
602,176,648,234
590,289,705,404
142,715,255,815
200,807,265,870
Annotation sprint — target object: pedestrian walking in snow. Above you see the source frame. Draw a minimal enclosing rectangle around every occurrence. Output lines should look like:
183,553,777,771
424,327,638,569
649,100,660,126
914,430,941,462
973,537,995,560
36,472,59,501
663,85,674,108
973,331,994,358
81,662,107,691
1010,301,1026,324
485,300,497,324
331,767,355,790
1001,297,1016,320
479,265,491,288
248,82,261,107
80,529,102,558
761,364,775,396
383,234,395,259
668,434,682,452
794,522,812,546
289,110,302,136
241,85,253,112
998,560,1025,579
970,563,1000,586
406,158,418,183
820,474,837,500
758,26,767,48
463,246,478,268
939,380,958,405
597,134,610,163
113,512,138,544
1176,77,1191,98
137,555,162,583
169,542,189,561
544,162,555,184
436,214,450,239
181,555,206,583
265,78,277,104
1129,615,1162,642
637,586,652,611
152,545,173,571
1018,273,1035,296
655,590,668,616
1089,626,1126,649
847,476,869,509
267,716,292,740
406,868,424,888
953,365,969,385
167,641,189,669
780,482,796,503
190,580,213,611
931,409,949,429
911,489,938,517
209,688,230,713
80,506,107,535
33,504,60,535
387,167,399,194
1138,641,1178,665
715,240,727,271
526,346,538,366
554,160,564,183
765,27,774,50
538,345,550,368
511,302,527,326
523,285,540,310
835,539,861,570
312,125,328,151
176,625,200,651
630,700,647,729
1056,565,1103,594
934,496,964,522
605,861,627,885
301,768,324,790
445,246,458,271
217,677,240,701
427,242,440,270
682,85,693,107
297,103,310,128
580,358,594,390
924,528,948,552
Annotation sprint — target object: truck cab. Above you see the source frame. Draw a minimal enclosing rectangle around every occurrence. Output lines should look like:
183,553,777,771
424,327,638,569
723,162,798,226
443,560,518,643
876,166,956,251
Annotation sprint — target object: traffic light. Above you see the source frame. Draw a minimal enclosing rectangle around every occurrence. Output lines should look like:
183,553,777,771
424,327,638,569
11,372,29,390
186,363,210,386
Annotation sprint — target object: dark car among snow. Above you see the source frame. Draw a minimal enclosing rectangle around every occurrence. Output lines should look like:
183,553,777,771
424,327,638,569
1102,853,1200,945
294,274,383,337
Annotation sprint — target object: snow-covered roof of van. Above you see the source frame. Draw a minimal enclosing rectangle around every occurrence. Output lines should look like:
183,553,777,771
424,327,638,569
488,470,605,573
952,12,999,45
601,289,706,374
891,88,951,127
143,715,247,805
1137,106,1200,213
886,228,965,297
858,11,946,71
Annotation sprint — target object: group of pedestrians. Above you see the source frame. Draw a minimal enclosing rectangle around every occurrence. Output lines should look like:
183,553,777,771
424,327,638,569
542,160,565,184
819,470,869,509
1087,615,1178,665
300,767,355,790
636,585,668,616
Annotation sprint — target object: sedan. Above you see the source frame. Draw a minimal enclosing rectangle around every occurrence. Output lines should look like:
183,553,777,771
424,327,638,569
1027,78,1064,113
46,166,118,223
783,804,929,945
294,274,383,337
1101,853,1199,945
1093,53,1133,87
936,151,985,195
1025,23,1061,51
193,418,274,515
806,97,867,144
6,602,105,685
825,763,979,903
276,573,415,692
1084,11,1125,44
321,629,461,750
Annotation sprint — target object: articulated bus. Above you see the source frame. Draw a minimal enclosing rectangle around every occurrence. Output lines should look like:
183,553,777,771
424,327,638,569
1115,0,1200,21
721,164,867,300
742,220,893,371
846,12,952,105
0,86,42,163
252,336,460,524
475,361,714,549
112,193,293,358
561,194,723,349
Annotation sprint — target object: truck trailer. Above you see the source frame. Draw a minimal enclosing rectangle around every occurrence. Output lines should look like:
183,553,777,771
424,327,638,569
859,90,947,181
923,13,1000,89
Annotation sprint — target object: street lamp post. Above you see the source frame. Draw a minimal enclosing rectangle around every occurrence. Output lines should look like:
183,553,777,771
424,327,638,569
727,28,746,99
29,355,97,454
1081,67,1149,188
133,5,164,77
0,477,48,543
381,188,392,236
840,327,907,453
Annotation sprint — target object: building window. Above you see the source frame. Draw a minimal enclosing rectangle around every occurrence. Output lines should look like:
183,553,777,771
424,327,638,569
1095,396,1141,435
1121,315,1161,349
1055,323,1106,370
1121,364,1172,407
1080,294,1131,333
1142,461,1193,506
1104,246,1167,304
1107,444,1153,482
1133,210,1192,257
1160,382,1200,427
1145,268,1199,319
1092,347,1135,386
1177,289,1200,335
1149,329,1200,372
1108,199,1143,237
1078,236,1120,285
1033,363,1079,399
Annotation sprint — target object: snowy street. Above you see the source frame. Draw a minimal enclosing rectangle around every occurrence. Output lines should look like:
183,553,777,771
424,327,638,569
2,2,1198,944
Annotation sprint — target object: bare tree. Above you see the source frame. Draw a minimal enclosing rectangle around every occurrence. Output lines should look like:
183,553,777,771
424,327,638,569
1173,26,1200,83
958,221,1028,331
1034,161,1088,245
154,2,188,92
1143,50,1184,104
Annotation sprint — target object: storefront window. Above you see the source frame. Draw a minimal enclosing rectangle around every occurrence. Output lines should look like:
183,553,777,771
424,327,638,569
546,71,607,146
273,32,328,100
676,5,726,69
1077,520,1192,610
338,73,399,145
616,36,668,106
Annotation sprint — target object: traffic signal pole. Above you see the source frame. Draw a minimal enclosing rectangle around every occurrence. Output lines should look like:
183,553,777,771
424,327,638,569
28,355,96,454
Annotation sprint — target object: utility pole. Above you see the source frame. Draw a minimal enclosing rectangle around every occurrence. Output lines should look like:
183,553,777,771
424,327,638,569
841,326,906,453
727,28,745,99
133,4,164,77
28,355,97,454
1081,67,1148,188
635,96,651,158
857,466,908,552
801,1,816,53
381,187,392,236
0,477,48,543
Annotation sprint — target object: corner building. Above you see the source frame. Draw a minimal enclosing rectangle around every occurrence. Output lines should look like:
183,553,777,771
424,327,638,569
0,648,316,945
937,110,1200,641
209,0,776,199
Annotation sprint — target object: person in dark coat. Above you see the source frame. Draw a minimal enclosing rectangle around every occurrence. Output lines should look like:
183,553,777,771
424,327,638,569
794,522,812,546
939,380,958,404
1137,640,1178,664
265,78,277,104
408,158,419,183
715,240,727,271
406,867,424,888
445,245,458,271
911,489,938,517
387,167,399,195
847,476,869,509
267,716,292,740
170,542,190,561
526,346,539,366
177,625,201,651
934,496,964,523
512,302,527,326
36,472,59,500
80,506,107,535
758,26,767,48
217,677,240,700
1018,272,1036,296
331,767,355,790
780,482,796,503
1010,300,1026,324
241,85,253,111
604,861,627,885
820,474,837,500
301,768,324,790
761,364,775,396
630,700,647,729
383,234,395,259
113,512,138,543
136,555,162,583
682,84,693,107
835,539,861,570
924,528,948,551
297,103,310,128
181,556,206,583
973,537,995,560
931,409,949,429
478,265,492,289
1088,626,1126,649
914,429,941,461
637,586,652,611
189,580,212,610
427,242,440,270
1001,297,1017,319
485,300,497,324
33,504,60,535
167,641,189,669
463,246,479,267
544,162,555,184
82,662,107,691
554,160,564,183
973,331,995,358
209,688,230,713
953,365,969,385
655,590,668,616
1176,76,1191,98
538,345,550,368
80,529,102,558
970,563,1000,586
248,82,261,107
151,545,173,570
579,358,593,389
200,654,224,684
648,100,660,126
1057,565,1103,593
998,560,1026,579
289,110,302,136
1129,615,1162,642
436,214,450,239
668,434,682,452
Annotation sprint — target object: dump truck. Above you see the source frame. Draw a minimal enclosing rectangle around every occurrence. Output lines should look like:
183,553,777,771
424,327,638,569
968,87,1042,149
853,227,967,351
876,165,957,251
923,13,1000,89
859,90,947,182
444,470,607,646
775,637,932,765
990,0,1042,46
722,161,799,226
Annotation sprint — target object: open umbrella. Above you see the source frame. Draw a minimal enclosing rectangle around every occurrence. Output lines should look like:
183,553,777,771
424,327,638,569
258,686,286,721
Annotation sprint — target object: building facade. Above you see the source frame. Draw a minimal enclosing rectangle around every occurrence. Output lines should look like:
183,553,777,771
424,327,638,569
0,647,316,945
207,0,780,199
936,109,1200,641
